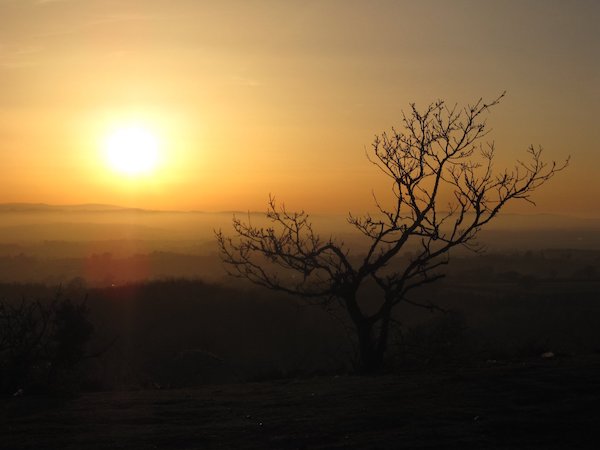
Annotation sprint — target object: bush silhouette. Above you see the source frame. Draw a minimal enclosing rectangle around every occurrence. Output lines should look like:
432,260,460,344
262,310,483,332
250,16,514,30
0,296,94,395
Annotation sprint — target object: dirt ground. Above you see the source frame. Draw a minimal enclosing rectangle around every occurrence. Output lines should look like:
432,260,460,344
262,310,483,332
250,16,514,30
2,355,600,449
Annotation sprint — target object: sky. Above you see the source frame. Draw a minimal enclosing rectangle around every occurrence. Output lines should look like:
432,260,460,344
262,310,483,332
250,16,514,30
0,0,598,216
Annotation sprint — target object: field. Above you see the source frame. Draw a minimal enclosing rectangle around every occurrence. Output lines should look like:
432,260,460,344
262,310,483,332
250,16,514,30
3,354,600,449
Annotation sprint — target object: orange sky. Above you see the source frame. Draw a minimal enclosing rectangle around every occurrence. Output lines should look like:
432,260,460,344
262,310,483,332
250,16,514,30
0,0,598,216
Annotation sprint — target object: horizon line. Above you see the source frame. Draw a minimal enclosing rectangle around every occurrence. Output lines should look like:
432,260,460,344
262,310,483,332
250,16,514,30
0,202,599,221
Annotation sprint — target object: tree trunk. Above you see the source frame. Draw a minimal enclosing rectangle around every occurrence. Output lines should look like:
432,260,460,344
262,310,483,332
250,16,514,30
344,293,391,374
355,319,385,374
354,302,394,374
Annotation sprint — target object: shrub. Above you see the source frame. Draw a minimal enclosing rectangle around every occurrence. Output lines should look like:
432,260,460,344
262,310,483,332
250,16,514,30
0,296,94,395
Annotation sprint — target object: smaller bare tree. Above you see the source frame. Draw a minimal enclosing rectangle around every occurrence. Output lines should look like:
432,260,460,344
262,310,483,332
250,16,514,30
216,93,568,373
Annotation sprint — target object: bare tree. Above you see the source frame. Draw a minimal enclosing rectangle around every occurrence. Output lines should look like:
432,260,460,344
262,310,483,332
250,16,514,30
216,93,568,373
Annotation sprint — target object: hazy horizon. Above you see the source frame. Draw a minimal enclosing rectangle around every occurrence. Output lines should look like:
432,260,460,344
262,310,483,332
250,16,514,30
2,200,600,218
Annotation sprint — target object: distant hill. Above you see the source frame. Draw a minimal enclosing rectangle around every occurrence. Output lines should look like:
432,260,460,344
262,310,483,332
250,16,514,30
0,203,151,213
1,203,599,228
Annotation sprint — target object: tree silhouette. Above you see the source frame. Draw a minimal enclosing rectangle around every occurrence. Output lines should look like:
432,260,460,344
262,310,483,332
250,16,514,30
216,93,568,373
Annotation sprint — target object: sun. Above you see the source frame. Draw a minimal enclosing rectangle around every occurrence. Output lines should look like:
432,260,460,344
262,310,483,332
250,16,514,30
103,125,160,176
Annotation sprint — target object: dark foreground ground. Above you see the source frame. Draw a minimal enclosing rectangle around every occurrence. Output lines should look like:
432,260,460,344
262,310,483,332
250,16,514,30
2,355,600,450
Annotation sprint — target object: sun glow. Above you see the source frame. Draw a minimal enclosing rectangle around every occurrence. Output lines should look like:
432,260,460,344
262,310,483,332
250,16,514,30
103,125,160,176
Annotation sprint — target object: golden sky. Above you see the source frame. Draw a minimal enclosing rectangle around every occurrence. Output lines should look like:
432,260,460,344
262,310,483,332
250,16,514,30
0,0,598,216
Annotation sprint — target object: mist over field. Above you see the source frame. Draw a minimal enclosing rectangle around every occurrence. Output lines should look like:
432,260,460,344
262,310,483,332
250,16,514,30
1,203,598,286
1,202,599,381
